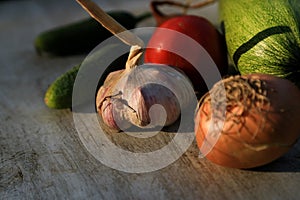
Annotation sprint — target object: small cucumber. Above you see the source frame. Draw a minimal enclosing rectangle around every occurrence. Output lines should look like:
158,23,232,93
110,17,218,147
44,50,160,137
44,44,129,109
45,65,80,109
220,0,300,86
35,11,151,56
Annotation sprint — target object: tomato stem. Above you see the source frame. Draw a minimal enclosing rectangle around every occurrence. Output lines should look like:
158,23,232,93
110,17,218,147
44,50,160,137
188,0,215,9
150,0,216,25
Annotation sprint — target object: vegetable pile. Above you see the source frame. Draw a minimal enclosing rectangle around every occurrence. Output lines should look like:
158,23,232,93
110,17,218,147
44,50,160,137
39,0,300,169
195,0,300,168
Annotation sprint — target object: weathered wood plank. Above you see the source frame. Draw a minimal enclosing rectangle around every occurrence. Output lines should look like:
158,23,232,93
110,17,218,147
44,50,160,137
0,1,300,200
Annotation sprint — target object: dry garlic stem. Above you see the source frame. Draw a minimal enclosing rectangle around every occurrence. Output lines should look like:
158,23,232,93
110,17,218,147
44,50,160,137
76,0,144,47
76,0,144,68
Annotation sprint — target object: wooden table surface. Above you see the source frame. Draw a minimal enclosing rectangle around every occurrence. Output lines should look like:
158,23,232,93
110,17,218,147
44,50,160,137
1,0,300,199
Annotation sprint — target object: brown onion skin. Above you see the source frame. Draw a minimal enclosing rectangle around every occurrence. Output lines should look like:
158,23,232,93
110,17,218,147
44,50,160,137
195,74,300,169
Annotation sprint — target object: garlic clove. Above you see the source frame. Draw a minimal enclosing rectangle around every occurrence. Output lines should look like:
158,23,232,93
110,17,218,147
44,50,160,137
96,69,131,131
127,83,181,128
120,64,195,128
99,95,132,131
121,64,195,109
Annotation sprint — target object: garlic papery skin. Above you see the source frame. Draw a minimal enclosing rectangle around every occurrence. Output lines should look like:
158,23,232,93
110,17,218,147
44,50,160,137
99,94,132,131
127,83,180,128
96,69,132,131
121,64,194,108
119,63,195,129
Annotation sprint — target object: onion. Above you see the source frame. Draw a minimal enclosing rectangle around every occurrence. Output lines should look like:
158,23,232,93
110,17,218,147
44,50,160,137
194,73,300,169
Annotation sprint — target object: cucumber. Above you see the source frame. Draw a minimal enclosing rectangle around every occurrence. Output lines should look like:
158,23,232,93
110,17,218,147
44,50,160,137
44,45,129,109
45,65,80,109
220,0,300,86
35,11,151,56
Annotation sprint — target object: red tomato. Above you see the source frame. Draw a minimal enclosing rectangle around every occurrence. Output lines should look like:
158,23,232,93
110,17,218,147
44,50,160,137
144,15,228,94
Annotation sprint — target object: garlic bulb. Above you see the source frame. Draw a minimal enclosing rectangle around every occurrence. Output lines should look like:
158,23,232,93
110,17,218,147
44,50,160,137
96,64,195,131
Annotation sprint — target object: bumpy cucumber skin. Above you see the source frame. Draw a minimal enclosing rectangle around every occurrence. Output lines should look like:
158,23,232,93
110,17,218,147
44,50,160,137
220,0,300,86
45,65,80,109
35,11,138,56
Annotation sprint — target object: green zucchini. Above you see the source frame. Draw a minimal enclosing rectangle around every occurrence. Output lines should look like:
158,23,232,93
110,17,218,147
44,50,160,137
35,11,151,56
44,45,129,109
220,0,300,86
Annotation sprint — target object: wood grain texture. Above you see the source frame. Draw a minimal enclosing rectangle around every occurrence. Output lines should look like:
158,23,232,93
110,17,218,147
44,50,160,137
0,1,299,199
